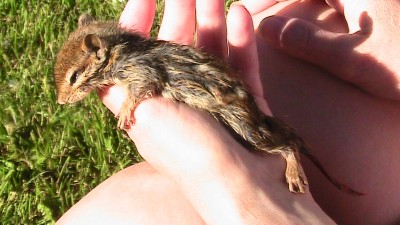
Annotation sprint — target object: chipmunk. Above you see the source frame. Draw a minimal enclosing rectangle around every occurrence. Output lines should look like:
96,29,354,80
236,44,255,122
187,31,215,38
54,14,363,195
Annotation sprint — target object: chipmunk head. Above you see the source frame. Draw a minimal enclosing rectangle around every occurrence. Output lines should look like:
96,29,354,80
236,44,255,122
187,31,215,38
54,14,117,104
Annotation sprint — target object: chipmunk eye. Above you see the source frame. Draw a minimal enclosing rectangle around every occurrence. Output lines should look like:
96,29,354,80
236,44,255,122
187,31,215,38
69,70,81,85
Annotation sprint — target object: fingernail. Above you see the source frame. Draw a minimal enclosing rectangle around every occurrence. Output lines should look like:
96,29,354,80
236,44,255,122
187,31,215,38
229,1,243,7
259,16,285,46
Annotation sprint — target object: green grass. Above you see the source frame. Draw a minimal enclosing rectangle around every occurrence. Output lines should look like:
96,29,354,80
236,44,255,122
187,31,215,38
0,0,235,224
0,1,141,224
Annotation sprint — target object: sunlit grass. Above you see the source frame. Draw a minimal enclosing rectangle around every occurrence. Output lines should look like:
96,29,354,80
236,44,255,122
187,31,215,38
0,0,236,224
0,1,138,223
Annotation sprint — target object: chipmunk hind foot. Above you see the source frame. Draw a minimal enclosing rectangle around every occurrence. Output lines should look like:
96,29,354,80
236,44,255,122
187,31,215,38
282,151,308,193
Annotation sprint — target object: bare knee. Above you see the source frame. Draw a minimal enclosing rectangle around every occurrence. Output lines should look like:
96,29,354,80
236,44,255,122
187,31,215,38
56,162,204,225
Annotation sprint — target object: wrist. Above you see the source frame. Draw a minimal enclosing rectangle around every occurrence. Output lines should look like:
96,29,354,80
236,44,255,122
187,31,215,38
177,148,335,225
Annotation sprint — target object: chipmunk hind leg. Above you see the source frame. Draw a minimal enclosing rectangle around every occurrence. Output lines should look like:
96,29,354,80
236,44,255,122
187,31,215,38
163,78,308,193
280,150,308,193
257,116,308,193
219,107,308,193
260,117,364,195
239,114,308,193
217,104,309,193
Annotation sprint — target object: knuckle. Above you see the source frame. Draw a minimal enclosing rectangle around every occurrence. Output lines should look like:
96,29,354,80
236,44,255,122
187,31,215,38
280,18,316,57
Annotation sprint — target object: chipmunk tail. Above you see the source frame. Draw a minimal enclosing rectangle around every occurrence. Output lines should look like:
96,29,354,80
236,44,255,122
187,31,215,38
299,146,365,196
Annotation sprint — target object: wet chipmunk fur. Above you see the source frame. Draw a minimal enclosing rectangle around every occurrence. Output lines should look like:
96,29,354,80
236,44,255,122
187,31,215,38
54,14,362,195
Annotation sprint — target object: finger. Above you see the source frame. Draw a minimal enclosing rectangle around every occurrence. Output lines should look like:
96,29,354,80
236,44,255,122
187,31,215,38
158,0,196,45
240,0,279,15
227,3,260,95
195,0,227,59
325,0,344,13
98,86,126,115
105,0,156,110
342,0,368,34
258,15,397,99
324,0,369,34
119,0,156,36
227,3,272,115
259,16,357,82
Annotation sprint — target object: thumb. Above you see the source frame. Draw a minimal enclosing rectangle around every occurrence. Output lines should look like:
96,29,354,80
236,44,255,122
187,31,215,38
258,15,400,99
258,16,354,79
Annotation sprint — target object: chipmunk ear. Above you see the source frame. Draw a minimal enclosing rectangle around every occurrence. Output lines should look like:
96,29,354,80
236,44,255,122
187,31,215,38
82,34,108,59
78,14,94,28
82,34,103,53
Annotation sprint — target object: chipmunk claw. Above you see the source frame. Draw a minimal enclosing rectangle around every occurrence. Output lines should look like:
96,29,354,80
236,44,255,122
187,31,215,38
117,107,135,130
284,152,308,194
287,175,307,194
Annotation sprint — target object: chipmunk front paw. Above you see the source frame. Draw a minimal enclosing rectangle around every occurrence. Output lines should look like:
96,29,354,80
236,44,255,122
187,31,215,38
117,110,134,130
117,100,137,129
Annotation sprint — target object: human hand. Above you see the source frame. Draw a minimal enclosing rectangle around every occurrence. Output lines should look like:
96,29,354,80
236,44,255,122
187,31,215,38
239,1,400,224
99,0,334,224
257,0,400,100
